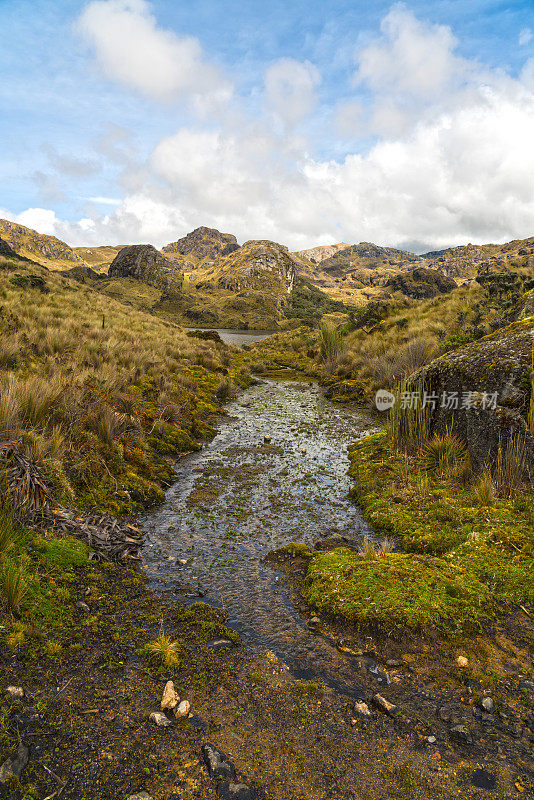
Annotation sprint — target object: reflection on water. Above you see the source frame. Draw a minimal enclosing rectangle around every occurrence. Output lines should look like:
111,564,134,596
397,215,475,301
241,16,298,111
186,328,277,347
142,379,379,696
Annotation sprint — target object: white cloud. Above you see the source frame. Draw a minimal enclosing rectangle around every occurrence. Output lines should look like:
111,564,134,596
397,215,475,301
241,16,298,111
519,28,532,47
7,6,534,254
264,58,321,127
76,0,232,107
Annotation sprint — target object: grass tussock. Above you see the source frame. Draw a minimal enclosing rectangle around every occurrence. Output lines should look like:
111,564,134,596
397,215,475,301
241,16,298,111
0,254,251,516
142,633,183,668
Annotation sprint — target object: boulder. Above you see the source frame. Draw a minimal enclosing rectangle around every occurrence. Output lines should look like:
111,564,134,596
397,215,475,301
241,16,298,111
0,744,29,783
109,245,183,293
412,318,534,478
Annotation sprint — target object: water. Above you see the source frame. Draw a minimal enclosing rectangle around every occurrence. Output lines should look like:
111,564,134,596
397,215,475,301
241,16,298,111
186,328,277,347
142,379,379,696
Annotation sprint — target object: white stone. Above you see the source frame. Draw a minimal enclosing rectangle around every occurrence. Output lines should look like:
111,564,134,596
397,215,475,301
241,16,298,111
6,686,23,700
481,697,494,713
354,701,371,717
457,656,468,668
175,700,191,718
161,680,179,711
149,711,172,727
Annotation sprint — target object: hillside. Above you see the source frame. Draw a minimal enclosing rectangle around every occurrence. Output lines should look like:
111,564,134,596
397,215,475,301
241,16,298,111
293,242,349,265
0,219,85,269
161,225,239,267
73,245,125,271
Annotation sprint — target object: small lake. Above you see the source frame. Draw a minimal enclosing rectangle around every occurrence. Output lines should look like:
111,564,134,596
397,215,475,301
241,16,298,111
142,379,380,696
186,328,278,347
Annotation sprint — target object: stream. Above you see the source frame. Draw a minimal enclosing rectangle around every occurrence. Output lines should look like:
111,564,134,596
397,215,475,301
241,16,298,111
142,378,379,697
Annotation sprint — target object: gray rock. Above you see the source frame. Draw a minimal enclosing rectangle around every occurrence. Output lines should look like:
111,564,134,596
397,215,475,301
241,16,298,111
217,783,256,800
202,743,236,780
450,724,472,744
481,696,494,713
353,701,372,717
76,601,90,613
0,744,29,783
207,639,235,651
372,693,399,716
127,794,153,800
174,700,191,718
149,711,173,727
519,679,534,691
109,245,183,294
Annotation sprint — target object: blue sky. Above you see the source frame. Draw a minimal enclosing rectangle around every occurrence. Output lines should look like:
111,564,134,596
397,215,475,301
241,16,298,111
1,0,534,250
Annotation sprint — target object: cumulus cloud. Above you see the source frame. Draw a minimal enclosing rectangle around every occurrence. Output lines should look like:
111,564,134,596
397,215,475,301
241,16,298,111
76,0,232,107
8,5,534,253
264,58,321,127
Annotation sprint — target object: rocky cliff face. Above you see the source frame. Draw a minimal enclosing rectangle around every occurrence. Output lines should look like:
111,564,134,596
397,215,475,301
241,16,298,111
161,226,239,265
386,267,457,299
108,245,183,294
215,240,296,296
0,219,85,268
0,236,30,262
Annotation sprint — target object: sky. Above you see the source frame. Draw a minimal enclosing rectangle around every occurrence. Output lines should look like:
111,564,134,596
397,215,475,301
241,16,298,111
1,0,534,252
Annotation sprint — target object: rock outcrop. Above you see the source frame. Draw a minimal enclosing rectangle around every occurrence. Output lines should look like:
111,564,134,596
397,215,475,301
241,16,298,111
108,245,183,294
216,240,296,296
0,237,29,261
162,226,239,264
295,243,349,265
61,265,104,283
386,267,457,299
412,318,534,479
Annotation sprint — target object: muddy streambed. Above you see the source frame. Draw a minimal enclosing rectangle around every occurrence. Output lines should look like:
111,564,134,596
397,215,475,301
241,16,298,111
142,379,379,697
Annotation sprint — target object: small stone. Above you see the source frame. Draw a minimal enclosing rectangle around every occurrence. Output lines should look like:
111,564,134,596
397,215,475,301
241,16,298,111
449,724,472,744
179,559,188,565
161,680,179,711
76,601,90,613
202,743,236,780
519,679,534,691
308,616,320,626
372,694,399,717
427,736,436,743
6,686,23,700
481,697,494,713
0,744,29,783
127,794,153,800
217,782,256,800
263,435,272,444
84,587,91,596
386,659,402,667
457,656,468,668
207,638,234,651
149,711,173,727
175,700,191,718
353,701,371,717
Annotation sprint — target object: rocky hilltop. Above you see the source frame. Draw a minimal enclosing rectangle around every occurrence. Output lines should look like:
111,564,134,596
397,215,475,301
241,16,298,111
294,242,349,265
108,245,183,294
0,219,85,268
162,226,239,266
421,237,534,280
385,266,457,299
214,240,296,295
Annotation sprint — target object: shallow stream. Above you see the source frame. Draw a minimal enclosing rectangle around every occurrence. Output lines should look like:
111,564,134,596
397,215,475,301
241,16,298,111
142,379,379,696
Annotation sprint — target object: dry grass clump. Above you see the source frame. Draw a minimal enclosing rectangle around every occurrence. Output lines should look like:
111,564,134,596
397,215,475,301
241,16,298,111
319,322,345,373
422,434,467,475
474,469,495,506
142,633,182,668
359,534,394,559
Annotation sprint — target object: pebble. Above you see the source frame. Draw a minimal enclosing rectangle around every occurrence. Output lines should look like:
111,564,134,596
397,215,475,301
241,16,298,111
127,794,153,800
386,659,402,667
175,700,191,718
76,601,90,613
372,694,399,717
0,744,29,783
481,696,494,713
217,783,256,800
308,616,320,626
457,656,468,668
161,680,179,711
202,743,236,780
207,638,235,651
519,679,534,691
353,701,372,717
149,711,173,727
179,559,188,565
6,686,23,700
427,736,436,744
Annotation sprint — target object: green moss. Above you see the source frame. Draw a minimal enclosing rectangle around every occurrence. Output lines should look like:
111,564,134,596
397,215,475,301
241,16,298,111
304,548,490,629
